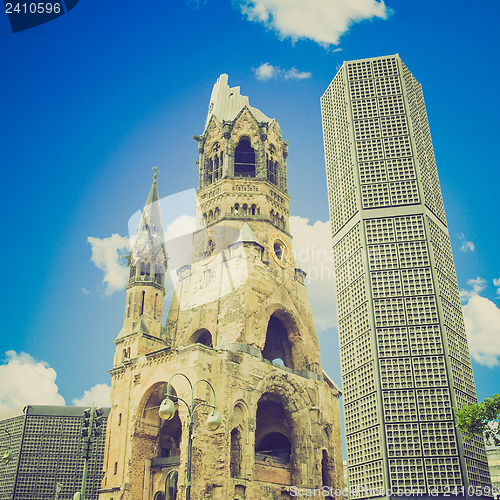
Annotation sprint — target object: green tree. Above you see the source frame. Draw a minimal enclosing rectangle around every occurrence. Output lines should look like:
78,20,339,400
455,394,500,445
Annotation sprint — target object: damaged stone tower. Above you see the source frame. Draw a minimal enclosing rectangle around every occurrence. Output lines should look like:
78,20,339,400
99,75,343,500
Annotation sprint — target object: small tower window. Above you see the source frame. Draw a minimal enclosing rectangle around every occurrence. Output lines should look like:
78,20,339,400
140,291,145,316
230,428,242,478
234,137,255,178
207,158,213,184
154,293,158,319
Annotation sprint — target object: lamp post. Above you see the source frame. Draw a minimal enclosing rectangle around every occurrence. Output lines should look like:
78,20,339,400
158,373,222,500
1,428,13,464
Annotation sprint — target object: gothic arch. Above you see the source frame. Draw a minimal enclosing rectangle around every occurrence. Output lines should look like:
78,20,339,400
188,328,213,347
230,400,249,479
234,136,256,178
253,377,314,484
261,306,306,371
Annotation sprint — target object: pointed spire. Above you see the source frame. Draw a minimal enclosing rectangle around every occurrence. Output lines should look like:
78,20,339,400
132,168,167,260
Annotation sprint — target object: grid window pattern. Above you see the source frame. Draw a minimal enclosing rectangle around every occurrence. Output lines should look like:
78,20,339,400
389,458,426,491
421,421,458,456
373,298,406,327
382,390,417,422
425,457,463,491
386,157,416,181
409,324,443,356
345,392,380,435
386,423,421,457
412,356,448,387
462,433,488,462
466,458,492,488
416,388,453,421
368,243,399,270
347,425,382,465
338,302,371,347
371,270,402,298
380,357,413,389
365,218,395,244
377,327,410,357
342,361,377,403
2,411,109,500
401,267,434,296
341,330,373,374
405,295,439,325
359,160,386,184
335,248,365,293
398,241,430,268
348,460,385,499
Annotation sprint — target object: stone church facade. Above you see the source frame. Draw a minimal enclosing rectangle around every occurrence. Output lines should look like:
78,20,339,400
99,75,343,500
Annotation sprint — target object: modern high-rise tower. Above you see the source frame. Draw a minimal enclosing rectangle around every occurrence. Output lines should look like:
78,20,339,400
321,55,491,498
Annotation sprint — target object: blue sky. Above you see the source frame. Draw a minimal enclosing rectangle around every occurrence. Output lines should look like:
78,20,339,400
0,0,499,421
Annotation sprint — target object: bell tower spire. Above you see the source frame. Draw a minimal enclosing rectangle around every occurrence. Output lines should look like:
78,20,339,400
114,168,167,365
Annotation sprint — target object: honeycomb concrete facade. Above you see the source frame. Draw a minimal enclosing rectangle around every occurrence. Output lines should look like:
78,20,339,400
0,405,109,500
321,55,490,499
99,75,343,500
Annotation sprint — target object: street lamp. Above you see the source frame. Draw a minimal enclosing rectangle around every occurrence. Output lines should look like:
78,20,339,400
158,373,222,500
1,428,13,464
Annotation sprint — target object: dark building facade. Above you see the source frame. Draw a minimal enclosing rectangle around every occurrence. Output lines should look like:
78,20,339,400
0,405,109,500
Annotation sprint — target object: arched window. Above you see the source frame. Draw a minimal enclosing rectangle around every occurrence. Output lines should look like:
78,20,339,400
213,156,219,182
207,158,213,184
190,329,213,347
165,470,178,500
234,137,255,177
234,203,239,215
155,265,164,283
159,412,182,458
154,293,158,319
262,315,293,368
140,291,145,316
255,398,292,463
322,449,333,488
127,293,131,318
230,428,242,478
267,158,278,186
242,204,248,215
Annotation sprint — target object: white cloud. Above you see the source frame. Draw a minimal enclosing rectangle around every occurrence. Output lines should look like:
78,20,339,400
460,276,487,301
289,216,336,332
462,294,500,368
81,287,91,295
0,351,65,412
237,0,390,47
254,62,277,81
461,241,475,252
72,383,111,407
458,232,475,253
254,63,312,81
165,214,196,241
87,234,130,295
493,278,500,297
